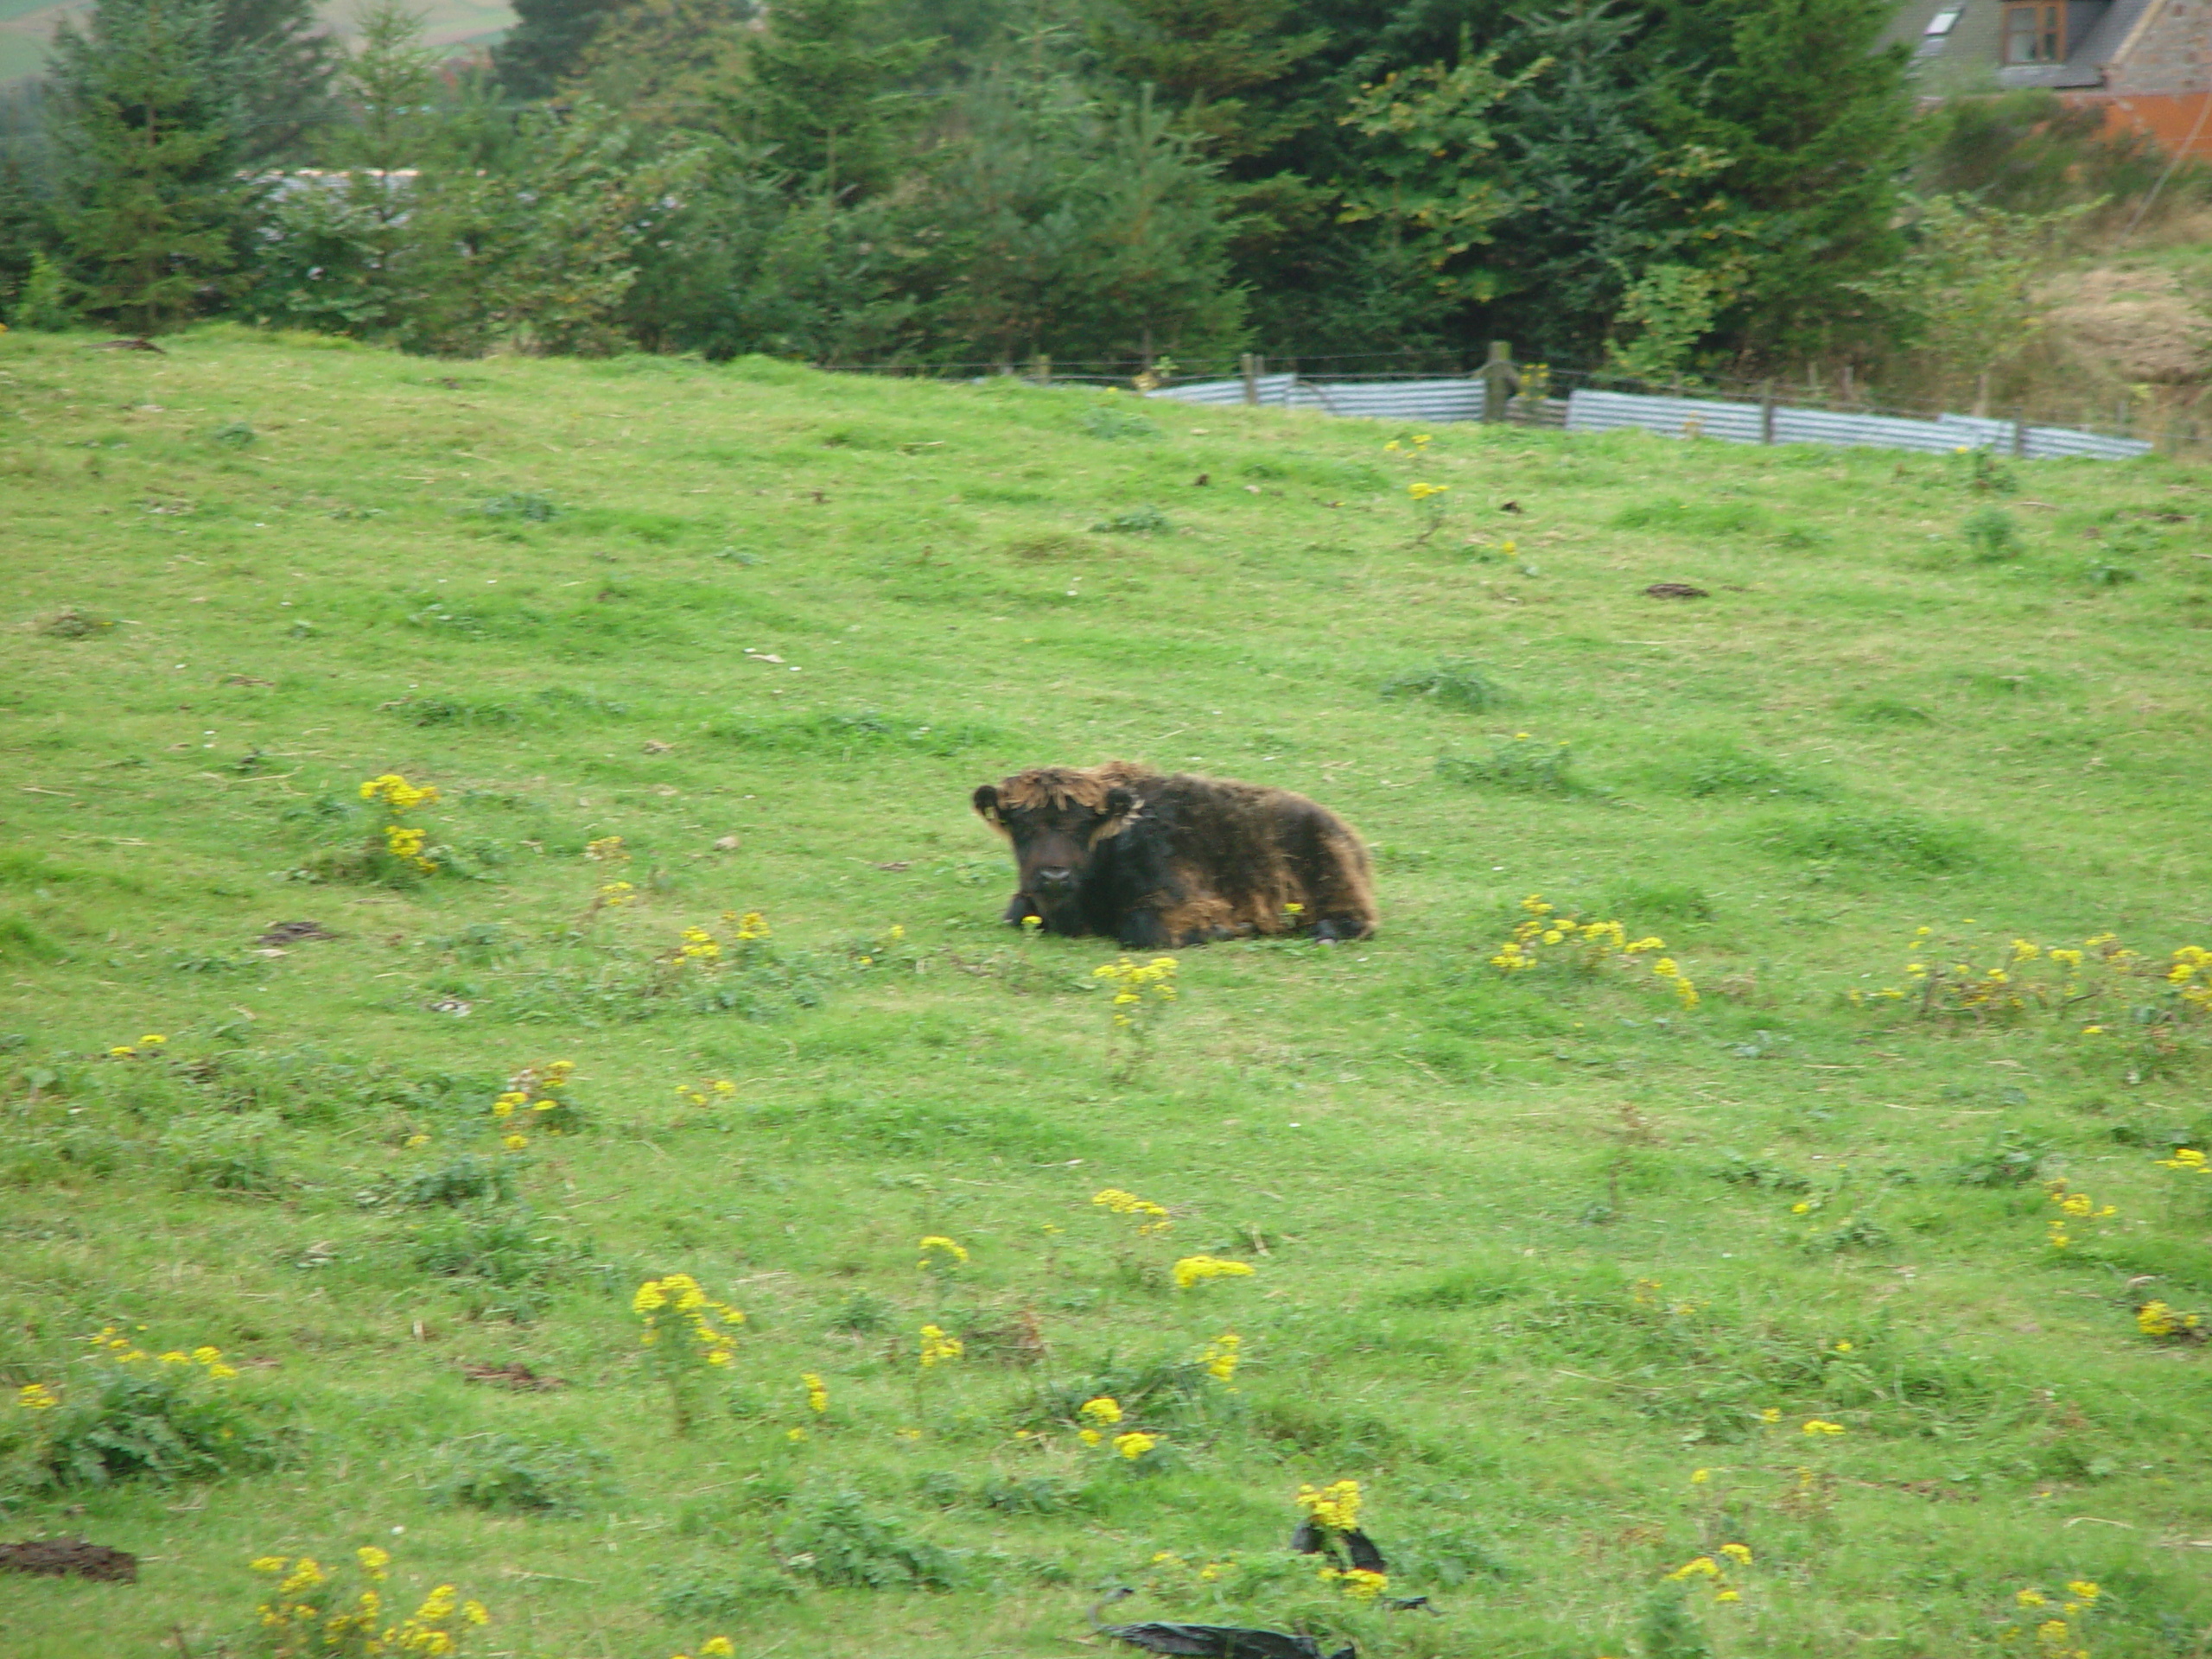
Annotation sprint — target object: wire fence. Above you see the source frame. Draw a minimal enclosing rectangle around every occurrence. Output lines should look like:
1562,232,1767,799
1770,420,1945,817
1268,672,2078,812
833,347,2193,464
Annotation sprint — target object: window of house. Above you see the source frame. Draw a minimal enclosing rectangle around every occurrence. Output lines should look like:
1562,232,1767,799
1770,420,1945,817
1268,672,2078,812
1924,8,1961,35
2003,3,2064,62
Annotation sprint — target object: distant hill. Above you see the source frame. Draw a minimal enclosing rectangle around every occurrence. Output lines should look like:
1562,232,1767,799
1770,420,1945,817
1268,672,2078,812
0,0,512,84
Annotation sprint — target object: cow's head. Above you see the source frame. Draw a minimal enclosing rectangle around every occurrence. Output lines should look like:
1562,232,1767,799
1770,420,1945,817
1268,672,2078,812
972,767,1141,923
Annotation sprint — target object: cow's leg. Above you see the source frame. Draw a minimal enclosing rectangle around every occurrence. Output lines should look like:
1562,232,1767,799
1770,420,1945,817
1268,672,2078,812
1117,908,1173,950
1312,915,1374,944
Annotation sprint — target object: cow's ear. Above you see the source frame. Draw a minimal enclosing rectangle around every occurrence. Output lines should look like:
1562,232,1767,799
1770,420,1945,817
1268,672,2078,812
971,785,1003,825
1103,785,1138,821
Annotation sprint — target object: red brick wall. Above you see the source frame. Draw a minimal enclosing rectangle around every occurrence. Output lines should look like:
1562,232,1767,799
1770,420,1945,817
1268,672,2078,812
2061,89,2212,156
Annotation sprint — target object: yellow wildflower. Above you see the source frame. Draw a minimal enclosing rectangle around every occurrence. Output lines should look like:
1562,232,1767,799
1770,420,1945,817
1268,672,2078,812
1078,1395,1123,1427
1173,1255,1255,1289
917,1235,969,1270
16,1382,59,1410
804,1373,829,1414
1719,1543,1752,1566
1113,1432,1157,1460
918,1325,963,1368
1296,1480,1361,1533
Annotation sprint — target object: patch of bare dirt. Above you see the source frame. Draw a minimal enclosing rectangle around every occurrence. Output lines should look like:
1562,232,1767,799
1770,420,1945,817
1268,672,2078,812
0,1537,139,1582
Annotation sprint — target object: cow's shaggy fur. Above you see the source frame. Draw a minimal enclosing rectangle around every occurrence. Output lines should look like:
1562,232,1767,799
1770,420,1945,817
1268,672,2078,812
971,762,1378,947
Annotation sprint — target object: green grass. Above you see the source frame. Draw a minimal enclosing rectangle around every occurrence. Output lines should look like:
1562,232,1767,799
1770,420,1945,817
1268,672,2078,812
3,325,2211,1659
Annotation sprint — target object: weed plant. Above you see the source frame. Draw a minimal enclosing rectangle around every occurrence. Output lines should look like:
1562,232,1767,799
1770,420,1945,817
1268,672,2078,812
2,331,2210,1659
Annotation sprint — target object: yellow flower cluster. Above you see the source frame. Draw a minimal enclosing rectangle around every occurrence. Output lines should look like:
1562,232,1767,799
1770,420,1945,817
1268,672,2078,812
2008,1581,2100,1659
1382,434,1433,454
918,1235,969,1272
1147,1550,1233,1587
107,1033,168,1058
1092,1187,1172,1236
251,1549,486,1657
1407,481,1449,500
17,1382,59,1410
1801,1418,1847,1437
1113,1431,1158,1460
1173,1255,1255,1289
728,909,770,942
676,1077,739,1107
86,1326,239,1378
675,925,722,964
1858,925,2212,1026
1078,1395,1123,1428
803,1373,829,1414
584,836,629,865
671,1640,735,1659
492,1059,580,1149
1318,1567,1389,1600
360,774,440,874
1296,1479,1361,1534
2137,1300,2202,1340
2158,1147,2209,1175
1489,896,1694,1008
918,1325,963,1368
1665,1543,1753,1604
359,773,440,813
1094,956,1179,1030
594,880,636,909
2170,944,2212,1013
632,1274,744,1367
1199,1332,1241,1384
2045,1180,2117,1250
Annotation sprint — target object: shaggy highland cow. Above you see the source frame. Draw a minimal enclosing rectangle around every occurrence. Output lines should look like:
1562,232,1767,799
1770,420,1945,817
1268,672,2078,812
971,762,1378,947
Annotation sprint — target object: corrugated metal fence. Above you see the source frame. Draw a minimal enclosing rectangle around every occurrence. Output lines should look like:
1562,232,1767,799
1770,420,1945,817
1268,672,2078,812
1145,375,2155,461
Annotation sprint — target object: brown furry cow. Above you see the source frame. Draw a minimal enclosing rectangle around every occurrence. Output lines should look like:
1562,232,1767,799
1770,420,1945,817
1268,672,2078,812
971,761,1378,948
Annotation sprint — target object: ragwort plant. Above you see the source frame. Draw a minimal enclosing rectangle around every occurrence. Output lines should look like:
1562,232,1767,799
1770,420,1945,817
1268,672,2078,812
7,1327,272,1492
1490,894,1699,1010
1094,956,1178,1081
249,1545,491,1658
358,772,444,885
633,1274,745,1433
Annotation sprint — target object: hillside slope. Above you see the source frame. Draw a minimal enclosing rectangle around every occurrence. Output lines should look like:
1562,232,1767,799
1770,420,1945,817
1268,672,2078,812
2,328,2210,1659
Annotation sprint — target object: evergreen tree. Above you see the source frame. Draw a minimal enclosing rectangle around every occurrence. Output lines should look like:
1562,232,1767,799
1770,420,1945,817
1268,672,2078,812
495,0,631,101
1640,0,1913,359
46,0,257,333
741,0,934,196
1086,0,1328,156
216,0,339,163
565,0,756,134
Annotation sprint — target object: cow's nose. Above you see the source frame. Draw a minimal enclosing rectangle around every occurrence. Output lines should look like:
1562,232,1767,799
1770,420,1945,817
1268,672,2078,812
1036,866,1075,888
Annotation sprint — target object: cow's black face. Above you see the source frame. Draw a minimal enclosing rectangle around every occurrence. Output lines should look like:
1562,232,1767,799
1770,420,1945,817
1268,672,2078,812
973,780,1137,926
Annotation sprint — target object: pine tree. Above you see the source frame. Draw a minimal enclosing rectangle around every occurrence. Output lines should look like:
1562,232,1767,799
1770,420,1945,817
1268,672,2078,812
1641,0,1913,359
1086,0,1329,157
215,0,339,163
495,0,634,102
46,0,257,333
741,0,932,196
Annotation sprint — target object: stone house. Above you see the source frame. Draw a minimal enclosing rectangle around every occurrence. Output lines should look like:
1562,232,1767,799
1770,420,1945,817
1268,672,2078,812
1885,0,2212,156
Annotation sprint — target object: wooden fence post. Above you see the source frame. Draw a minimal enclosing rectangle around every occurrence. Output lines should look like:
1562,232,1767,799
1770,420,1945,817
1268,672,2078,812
1479,340,1516,423
2011,411,2028,458
1030,353,1051,385
1760,380,1777,445
1240,353,1261,406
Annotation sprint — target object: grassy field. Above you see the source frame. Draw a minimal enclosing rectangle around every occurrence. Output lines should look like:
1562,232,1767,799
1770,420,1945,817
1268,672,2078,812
2,326,2210,1659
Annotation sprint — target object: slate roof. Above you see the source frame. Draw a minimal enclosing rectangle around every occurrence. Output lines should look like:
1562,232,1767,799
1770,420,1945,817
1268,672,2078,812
1883,0,2162,89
